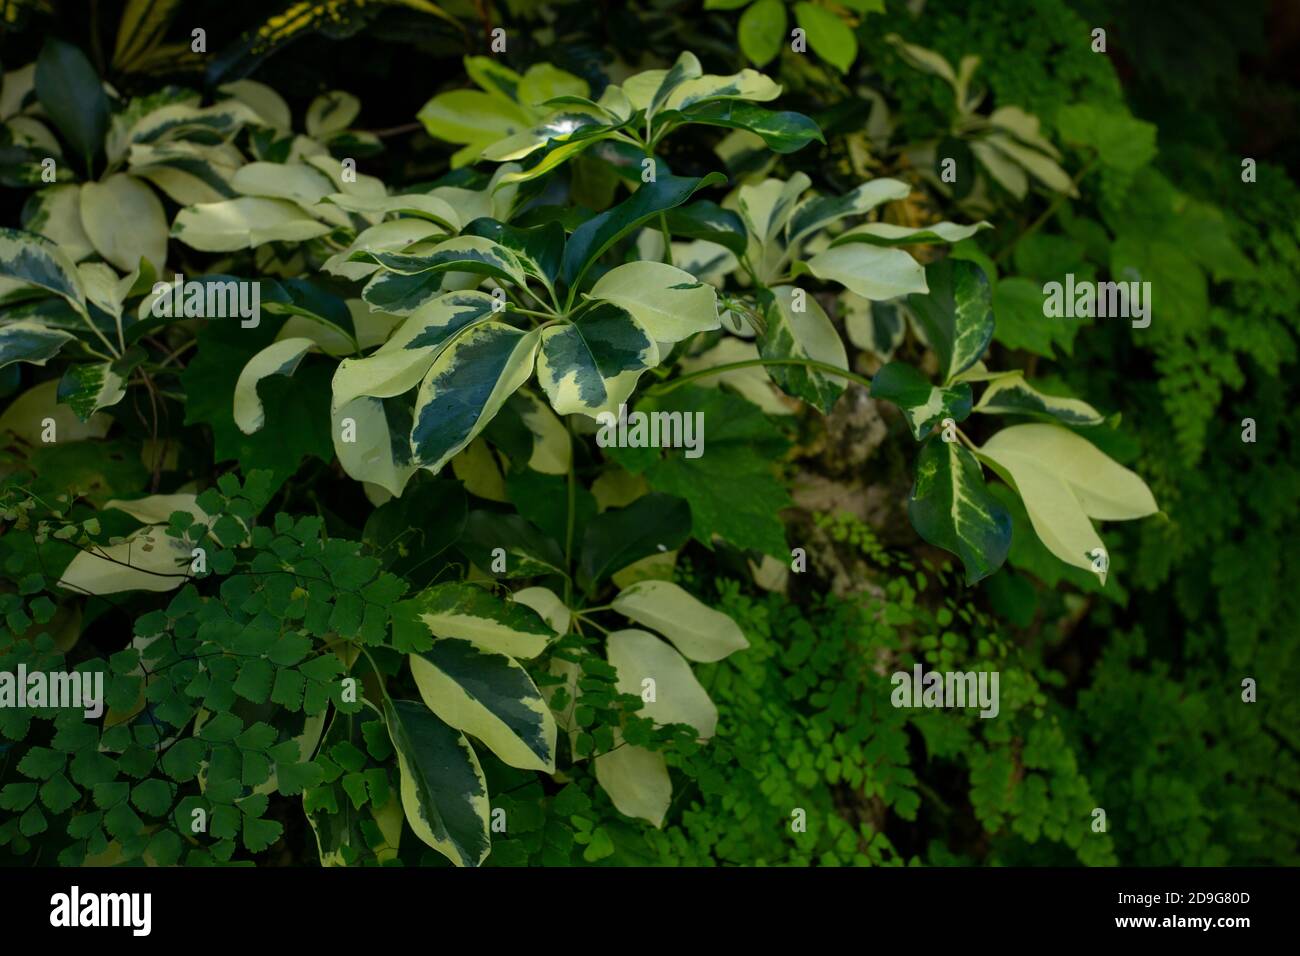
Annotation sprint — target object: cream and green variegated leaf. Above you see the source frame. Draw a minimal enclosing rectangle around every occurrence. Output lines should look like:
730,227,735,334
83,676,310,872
843,294,908,362
127,140,242,205
423,163,523,226
481,112,626,186
118,100,261,152
756,285,849,413
905,259,994,385
587,260,720,343
885,34,957,85
512,389,570,474
410,323,541,473
410,639,558,772
305,90,360,139
74,260,139,328
536,302,658,417
260,278,357,352
233,337,317,434
217,79,292,131
303,153,387,204
974,372,1104,426
322,219,446,281
417,58,589,166
633,52,782,123
230,161,336,208
390,582,557,658
908,436,1012,585
0,227,90,319
172,197,332,252
539,88,633,125
21,185,94,261
383,697,490,868
57,524,191,595
977,424,1158,581
510,585,571,635
970,140,1029,200
983,133,1077,196
332,290,498,409
987,106,1062,159
611,580,749,663
322,192,460,233
606,629,718,738
0,320,76,371
729,173,811,278
353,236,529,289
660,100,823,154
870,361,973,440
79,174,169,273
56,360,127,420
462,218,564,295
417,83,539,168
594,738,672,828
786,178,913,252
661,67,781,114
331,396,418,498
360,269,445,316
981,424,1157,522
834,220,991,247
802,225,930,296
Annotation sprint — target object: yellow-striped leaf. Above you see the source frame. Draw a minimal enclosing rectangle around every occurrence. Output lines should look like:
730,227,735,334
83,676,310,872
390,582,557,658
383,698,490,868
535,302,658,417
410,640,557,772
410,323,540,473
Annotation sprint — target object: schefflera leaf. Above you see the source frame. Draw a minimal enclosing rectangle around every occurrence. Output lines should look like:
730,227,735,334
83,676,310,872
870,360,972,440
908,436,1012,585
907,258,994,385
536,301,658,417
606,629,718,739
976,423,1158,582
233,337,317,434
757,285,849,413
383,698,490,867
0,321,77,372
390,582,557,658
611,580,749,663
594,738,672,829
586,260,721,343
57,360,128,420
409,639,558,772
595,627,720,828
410,323,541,474
331,290,498,411
973,371,1104,426
331,396,418,499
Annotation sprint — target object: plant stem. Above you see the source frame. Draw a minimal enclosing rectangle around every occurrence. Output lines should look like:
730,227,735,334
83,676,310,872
563,416,577,606
994,156,1098,263
659,212,674,265
646,358,874,396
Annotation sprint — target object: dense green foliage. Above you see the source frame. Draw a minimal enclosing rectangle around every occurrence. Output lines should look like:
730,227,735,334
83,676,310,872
0,0,1295,867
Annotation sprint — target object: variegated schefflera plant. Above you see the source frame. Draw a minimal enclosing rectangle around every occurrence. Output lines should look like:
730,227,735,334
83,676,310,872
406,48,1160,586
0,38,384,421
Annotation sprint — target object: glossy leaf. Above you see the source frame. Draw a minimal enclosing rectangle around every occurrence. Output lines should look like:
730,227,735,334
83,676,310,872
908,437,1011,585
